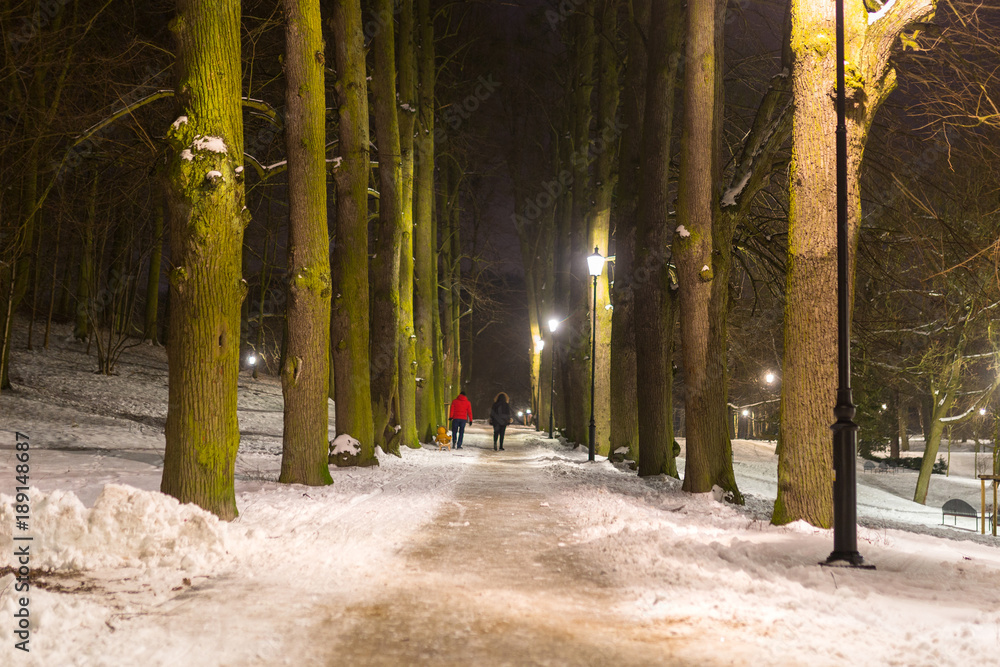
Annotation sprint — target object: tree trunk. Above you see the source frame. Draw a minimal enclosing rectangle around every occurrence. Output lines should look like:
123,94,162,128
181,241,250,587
565,3,596,445
330,0,375,457
161,0,246,520
774,0,937,526
144,200,164,344
369,0,406,454
587,0,618,456
413,0,437,443
633,0,683,478
74,173,99,340
609,0,648,463
674,0,740,499
279,0,333,486
397,0,420,450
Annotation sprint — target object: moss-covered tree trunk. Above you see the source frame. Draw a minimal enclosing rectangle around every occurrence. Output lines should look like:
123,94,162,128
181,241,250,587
587,0,618,457
396,0,420,450
161,0,246,520
413,0,437,443
609,0,648,463
634,0,682,478
369,0,406,454
675,0,740,499
278,0,333,486
774,0,937,526
330,0,375,458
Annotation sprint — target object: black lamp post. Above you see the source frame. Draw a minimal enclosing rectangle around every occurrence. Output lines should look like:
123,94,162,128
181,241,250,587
587,247,606,462
825,0,870,569
548,317,559,439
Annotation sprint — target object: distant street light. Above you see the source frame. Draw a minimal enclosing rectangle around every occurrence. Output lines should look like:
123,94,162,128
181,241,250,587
548,317,559,439
765,372,775,384
980,407,987,416
587,247,606,462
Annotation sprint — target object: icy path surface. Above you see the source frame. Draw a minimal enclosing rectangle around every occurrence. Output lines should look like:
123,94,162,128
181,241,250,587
321,429,696,665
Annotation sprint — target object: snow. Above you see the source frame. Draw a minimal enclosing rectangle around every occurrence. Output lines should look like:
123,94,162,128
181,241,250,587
191,135,228,154
205,170,223,180
329,434,360,456
868,0,897,25
170,116,188,130
721,170,752,207
675,224,690,237
179,148,194,161
2,320,1000,665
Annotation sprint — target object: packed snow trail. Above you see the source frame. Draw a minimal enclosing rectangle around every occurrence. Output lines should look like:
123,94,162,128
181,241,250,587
318,425,698,666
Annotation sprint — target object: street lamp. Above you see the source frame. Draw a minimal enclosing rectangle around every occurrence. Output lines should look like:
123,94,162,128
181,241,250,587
825,0,871,569
587,247,606,462
765,372,775,384
548,317,559,439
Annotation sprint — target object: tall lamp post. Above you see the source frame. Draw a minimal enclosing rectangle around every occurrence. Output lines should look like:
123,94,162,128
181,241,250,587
533,336,545,431
825,0,870,569
587,247,606,462
548,317,559,439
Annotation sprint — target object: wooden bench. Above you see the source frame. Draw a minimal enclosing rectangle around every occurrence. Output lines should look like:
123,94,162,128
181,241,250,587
863,460,876,473
941,498,988,531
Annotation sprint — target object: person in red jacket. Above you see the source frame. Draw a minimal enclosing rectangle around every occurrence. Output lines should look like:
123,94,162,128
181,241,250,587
448,390,473,449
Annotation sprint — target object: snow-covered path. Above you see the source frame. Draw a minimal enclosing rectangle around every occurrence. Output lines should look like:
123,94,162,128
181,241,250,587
323,427,694,665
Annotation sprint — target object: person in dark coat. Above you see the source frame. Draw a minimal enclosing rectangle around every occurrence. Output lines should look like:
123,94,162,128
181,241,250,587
489,392,512,451
448,390,473,449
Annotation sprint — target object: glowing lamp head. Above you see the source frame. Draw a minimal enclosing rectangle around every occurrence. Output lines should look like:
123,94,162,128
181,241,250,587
587,247,605,277
534,336,545,353
518,411,524,417
248,355,257,366
980,407,987,416
526,409,531,414
548,318,559,333
741,409,749,417
765,372,775,384
881,403,887,411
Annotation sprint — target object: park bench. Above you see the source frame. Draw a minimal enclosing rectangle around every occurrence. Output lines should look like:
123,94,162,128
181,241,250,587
941,498,989,531
863,460,876,473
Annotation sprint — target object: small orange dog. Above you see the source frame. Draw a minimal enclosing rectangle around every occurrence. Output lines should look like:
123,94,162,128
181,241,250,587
435,426,452,451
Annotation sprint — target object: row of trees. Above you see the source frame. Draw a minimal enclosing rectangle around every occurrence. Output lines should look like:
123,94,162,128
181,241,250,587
510,0,1000,525
1,0,478,519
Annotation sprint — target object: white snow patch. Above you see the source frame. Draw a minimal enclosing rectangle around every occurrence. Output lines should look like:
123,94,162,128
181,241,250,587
330,434,361,456
192,135,228,154
675,225,690,238
180,149,194,161
701,265,710,272
206,170,223,180
0,485,233,571
868,0,896,24
170,116,189,130
721,171,752,207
